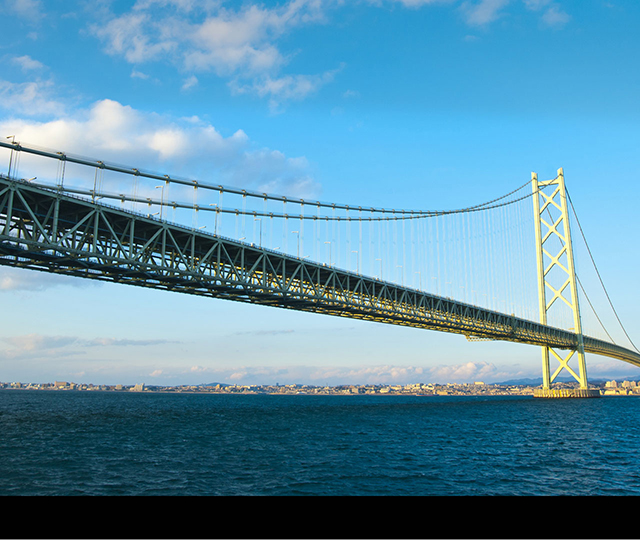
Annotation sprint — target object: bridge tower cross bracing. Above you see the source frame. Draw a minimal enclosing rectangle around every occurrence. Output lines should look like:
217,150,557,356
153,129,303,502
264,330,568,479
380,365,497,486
531,168,594,397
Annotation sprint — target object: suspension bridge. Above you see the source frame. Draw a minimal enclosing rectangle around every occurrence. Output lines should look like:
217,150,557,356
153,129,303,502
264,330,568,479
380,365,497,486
1,139,638,397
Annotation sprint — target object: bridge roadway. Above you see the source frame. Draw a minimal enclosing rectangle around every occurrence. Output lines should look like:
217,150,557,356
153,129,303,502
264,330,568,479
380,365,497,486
1,174,639,368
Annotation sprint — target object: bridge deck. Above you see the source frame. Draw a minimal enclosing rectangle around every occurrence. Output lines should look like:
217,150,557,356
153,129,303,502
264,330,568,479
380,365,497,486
1,175,638,367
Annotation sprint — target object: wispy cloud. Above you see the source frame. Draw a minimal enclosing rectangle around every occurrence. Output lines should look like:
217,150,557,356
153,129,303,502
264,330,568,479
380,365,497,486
365,0,457,8
89,0,333,108
230,64,345,112
540,4,570,27
460,0,511,26
524,0,570,27
181,74,198,90
0,79,64,117
11,55,45,72
0,267,98,291
2,333,178,356
231,329,296,337
84,338,179,347
130,69,150,80
2,0,44,22
4,333,77,352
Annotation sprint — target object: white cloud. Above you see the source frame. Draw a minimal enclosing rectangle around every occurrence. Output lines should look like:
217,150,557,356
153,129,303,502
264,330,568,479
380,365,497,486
1,98,233,162
181,74,198,90
373,0,570,29
11,55,45,71
147,127,191,160
92,0,328,75
0,96,320,197
460,0,511,26
428,361,497,382
0,267,97,291
167,360,532,385
132,0,224,13
524,0,570,27
84,338,178,347
523,0,549,7
3,333,176,350
91,12,178,64
3,0,44,22
220,146,320,196
385,0,457,7
88,0,337,107
540,5,570,26
131,69,150,79
3,333,77,353
0,332,179,366
230,64,344,112
183,5,287,75
190,365,209,373
0,79,64,117
585,360,640,380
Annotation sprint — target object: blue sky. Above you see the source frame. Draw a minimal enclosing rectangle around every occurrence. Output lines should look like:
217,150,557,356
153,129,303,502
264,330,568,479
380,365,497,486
0,0,638,386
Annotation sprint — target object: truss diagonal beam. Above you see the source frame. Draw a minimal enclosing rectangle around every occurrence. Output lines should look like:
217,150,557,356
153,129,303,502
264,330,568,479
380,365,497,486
532,169,590,389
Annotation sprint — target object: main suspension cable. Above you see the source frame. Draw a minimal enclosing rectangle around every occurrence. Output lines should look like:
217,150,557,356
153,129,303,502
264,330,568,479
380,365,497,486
26,180,539,223
567,189,639,353
1,140,536,219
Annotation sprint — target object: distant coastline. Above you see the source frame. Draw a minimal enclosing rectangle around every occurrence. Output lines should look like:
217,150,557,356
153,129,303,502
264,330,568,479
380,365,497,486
2,379,639,397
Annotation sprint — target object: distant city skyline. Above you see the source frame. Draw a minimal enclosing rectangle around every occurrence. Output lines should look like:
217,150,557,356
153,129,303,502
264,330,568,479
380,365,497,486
0,0,638,386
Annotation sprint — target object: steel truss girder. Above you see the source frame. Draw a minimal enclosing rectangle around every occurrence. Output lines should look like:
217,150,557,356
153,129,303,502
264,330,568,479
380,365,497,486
1,175,639,367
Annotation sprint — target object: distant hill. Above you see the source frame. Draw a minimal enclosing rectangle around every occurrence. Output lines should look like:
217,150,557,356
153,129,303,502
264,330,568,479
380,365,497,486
495,377,544,386
496,376,591,386
496,376,640,386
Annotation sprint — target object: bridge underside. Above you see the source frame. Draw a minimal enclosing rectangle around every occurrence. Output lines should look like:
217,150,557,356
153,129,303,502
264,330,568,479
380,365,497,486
1,175,638,368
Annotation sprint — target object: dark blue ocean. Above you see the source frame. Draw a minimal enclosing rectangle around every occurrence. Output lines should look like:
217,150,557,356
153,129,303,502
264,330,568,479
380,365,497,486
2,389,640,497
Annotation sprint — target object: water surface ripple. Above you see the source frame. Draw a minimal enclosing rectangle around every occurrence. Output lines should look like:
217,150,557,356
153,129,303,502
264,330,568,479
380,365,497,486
1,390,639,496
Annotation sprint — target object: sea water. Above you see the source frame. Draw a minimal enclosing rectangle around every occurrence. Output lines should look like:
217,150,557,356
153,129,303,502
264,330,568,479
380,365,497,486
1,389,639,496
